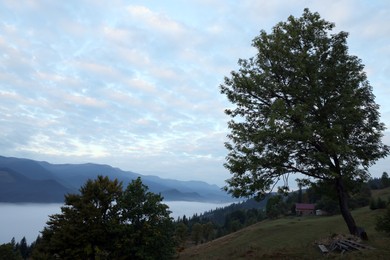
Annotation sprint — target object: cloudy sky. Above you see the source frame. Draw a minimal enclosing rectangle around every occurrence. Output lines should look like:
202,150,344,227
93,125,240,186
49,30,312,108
0,0,389,186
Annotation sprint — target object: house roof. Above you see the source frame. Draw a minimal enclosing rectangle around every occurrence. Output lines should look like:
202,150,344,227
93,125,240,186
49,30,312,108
295,203,315,210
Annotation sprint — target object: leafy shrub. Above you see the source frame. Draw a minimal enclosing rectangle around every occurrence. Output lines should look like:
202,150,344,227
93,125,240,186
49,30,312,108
376,206,390,235
370,197,387,210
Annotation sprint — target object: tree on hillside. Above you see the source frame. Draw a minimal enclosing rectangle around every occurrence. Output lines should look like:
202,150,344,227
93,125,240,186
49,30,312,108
33,176,175,259
191,223,203,245
220,9,389,235
381,172,390,188
15,237,28,260
266,195,287,218
0,238,23,260
175,222,189,248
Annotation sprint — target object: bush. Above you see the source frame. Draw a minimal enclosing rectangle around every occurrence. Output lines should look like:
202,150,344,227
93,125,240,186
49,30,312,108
370,198,377,210
370,197,387,210
376,206,390,235
316,196,339,215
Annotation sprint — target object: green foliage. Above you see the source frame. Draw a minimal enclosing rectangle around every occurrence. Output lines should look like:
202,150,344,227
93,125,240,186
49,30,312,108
376,206,390,235
115,177,175,259
175,222,188,247
220,8,389,234
174,198,267,248
316,195,339,214
33,176,175,259
0,237,35,260
17,237,28,260
202,222,215,241
370,198,377,210
369,174,390,190
376,197,386,209
191,223,203,245
381,172,390,188
370,197,387,210
348,183,371,209
266,195,287,219
0,243,22,260
34,176,122,258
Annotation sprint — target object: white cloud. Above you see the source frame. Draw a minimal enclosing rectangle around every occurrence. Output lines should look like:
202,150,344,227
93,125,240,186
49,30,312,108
126,5,187,37
0,0,389,186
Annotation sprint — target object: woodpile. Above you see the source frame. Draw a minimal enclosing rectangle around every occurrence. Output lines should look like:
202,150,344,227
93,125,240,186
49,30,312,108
315,234,374,254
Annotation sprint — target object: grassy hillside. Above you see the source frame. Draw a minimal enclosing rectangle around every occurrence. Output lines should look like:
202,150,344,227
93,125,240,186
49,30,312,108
371,187,390,200
179,191,390,259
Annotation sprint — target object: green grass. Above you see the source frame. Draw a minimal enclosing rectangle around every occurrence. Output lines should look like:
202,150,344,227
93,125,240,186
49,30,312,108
178,189,390,259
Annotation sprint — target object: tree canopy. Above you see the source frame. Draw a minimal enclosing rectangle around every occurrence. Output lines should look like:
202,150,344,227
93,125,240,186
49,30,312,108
33,176,175,259
220,8,389,235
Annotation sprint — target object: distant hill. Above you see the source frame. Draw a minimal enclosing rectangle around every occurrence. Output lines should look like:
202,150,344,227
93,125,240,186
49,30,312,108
0,167,72,202
0,155,233,203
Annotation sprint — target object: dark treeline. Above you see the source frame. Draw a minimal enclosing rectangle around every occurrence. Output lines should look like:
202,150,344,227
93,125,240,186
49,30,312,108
0,236,38,260
174,198,269,248
368,172,390,190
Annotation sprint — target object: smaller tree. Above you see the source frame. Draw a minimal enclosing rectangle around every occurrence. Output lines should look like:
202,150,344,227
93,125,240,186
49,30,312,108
17,237,28,260
266,195,286,219
175,222,189,248
202,222,215,242
316,195,339,215
381,172,390,188
191,223,203,245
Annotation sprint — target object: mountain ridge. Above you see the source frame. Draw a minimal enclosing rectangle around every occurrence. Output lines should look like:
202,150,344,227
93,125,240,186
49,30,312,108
0,155,233,203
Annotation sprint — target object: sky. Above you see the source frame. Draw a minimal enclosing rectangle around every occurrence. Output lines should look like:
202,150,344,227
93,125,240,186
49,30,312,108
0,0,389,187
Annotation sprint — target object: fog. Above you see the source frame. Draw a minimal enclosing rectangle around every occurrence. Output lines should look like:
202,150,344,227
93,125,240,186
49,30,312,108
0,201,231,244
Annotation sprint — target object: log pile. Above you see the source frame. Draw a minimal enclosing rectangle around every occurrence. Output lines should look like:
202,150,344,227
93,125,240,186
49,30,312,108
315,234,374,254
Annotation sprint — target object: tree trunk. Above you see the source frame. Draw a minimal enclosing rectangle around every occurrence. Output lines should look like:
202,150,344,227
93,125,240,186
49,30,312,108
335,177,358,235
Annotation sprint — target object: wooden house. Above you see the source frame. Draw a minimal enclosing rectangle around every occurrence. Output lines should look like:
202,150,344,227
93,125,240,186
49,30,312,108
295,203,315,216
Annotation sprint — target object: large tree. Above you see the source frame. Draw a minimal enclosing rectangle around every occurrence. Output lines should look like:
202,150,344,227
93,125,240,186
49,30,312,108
220,9,389,235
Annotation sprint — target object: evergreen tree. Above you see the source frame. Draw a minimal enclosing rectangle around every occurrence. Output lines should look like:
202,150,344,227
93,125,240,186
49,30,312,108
175,222,189,248
202,222,214,242
191,223,203,245
0,243,22,260
381,172,390,188
18,237,28,260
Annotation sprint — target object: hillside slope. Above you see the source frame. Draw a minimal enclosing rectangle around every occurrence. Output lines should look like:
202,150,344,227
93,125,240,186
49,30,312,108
179,206,390,259
0,168,72,202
